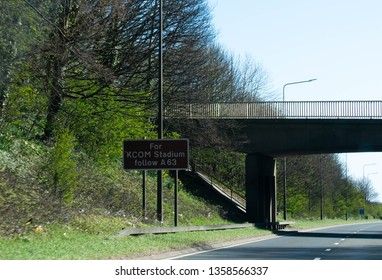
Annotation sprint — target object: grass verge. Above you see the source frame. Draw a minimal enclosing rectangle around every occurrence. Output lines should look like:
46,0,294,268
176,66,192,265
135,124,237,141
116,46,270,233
289,218,379,230
0,225,269,260
0,218,379,260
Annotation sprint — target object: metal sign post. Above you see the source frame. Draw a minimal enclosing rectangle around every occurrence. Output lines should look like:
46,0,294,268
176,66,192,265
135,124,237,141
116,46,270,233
142,170,146,219
174,170,178,227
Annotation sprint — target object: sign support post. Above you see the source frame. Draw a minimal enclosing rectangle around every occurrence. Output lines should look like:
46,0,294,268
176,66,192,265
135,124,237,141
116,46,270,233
142,170,146,219
174,170,178,227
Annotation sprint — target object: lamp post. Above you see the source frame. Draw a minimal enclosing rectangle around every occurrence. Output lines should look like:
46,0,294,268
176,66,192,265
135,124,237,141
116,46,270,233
282,78,317,220
157,0,164,222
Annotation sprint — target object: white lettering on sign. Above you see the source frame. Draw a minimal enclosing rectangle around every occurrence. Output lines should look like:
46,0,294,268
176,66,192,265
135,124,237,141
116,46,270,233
161,159,177,166
150,143,162,150
134,159,159,167
126,151,152,158
154,151,186,158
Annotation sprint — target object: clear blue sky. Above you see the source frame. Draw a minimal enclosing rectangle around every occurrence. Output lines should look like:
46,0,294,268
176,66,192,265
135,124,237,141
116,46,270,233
208,0,382,202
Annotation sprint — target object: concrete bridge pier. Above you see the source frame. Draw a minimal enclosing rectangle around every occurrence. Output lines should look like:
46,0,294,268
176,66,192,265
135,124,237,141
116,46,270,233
245,154,277,224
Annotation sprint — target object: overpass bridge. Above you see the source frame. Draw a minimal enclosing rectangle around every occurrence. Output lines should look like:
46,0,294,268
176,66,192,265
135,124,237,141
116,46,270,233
165,101,382,224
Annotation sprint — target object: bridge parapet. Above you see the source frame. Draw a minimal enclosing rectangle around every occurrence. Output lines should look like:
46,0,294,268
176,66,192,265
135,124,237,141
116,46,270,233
166,101,382,119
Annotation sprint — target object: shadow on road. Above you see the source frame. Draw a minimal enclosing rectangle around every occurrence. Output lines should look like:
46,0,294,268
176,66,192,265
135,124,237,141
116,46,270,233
275,230,382,239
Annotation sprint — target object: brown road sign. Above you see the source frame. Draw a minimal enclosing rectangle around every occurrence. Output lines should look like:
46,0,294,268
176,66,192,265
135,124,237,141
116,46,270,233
123,139,189,170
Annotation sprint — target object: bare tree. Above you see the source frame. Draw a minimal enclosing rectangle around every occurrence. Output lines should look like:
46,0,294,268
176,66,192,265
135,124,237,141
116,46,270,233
232,54,274,102
357,177,379,202
22,0,216,139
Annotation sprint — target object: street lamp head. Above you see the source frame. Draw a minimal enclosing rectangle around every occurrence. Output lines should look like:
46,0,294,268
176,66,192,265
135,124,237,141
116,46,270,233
282,78,317,101
363,163,376,178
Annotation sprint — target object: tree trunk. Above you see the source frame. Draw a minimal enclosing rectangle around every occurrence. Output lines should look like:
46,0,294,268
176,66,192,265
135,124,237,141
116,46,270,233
43,56,63,140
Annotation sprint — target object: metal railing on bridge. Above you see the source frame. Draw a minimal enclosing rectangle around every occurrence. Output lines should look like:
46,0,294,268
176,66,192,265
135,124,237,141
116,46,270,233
165,101,382,119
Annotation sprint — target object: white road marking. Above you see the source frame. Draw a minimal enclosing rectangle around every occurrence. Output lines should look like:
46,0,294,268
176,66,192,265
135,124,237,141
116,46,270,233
325,249,331,252
314,257,321,260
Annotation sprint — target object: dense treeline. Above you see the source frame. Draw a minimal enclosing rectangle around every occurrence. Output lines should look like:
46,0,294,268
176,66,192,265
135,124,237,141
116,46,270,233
277,155,382,219
1,0,381,236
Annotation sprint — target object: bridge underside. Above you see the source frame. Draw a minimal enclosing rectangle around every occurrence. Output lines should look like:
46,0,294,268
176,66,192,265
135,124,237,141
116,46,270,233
234,119,382,156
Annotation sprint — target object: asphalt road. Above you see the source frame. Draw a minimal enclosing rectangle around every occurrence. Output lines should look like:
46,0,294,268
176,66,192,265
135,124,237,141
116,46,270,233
174,222,382,260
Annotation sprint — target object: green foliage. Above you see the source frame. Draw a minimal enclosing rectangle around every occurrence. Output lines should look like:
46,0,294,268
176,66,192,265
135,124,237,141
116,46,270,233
0,135,52,236
0,0,50,114
46,129,78,204
1,129,242,237
62,95,154,163
2,77,48,139
276,155,382,220
287,192,308,217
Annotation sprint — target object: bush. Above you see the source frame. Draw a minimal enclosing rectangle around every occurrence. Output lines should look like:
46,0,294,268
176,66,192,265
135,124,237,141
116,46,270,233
46,129,78,205
0,137,52,235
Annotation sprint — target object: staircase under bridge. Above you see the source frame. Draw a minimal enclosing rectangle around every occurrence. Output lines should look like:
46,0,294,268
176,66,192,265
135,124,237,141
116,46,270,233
166,101,382,224
192,166,246,214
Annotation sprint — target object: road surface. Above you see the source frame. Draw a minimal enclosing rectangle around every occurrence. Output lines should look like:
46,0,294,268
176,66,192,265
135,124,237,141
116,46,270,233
174,222,382,260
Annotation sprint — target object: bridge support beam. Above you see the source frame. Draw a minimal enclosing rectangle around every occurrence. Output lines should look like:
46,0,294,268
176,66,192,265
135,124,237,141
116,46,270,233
245,154,277,224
